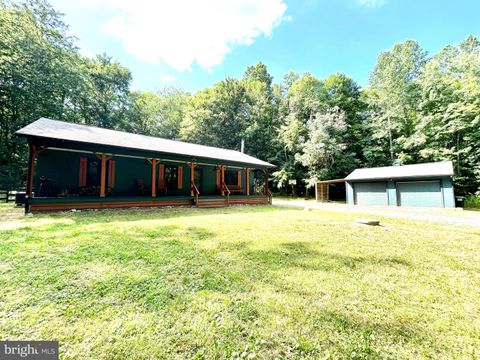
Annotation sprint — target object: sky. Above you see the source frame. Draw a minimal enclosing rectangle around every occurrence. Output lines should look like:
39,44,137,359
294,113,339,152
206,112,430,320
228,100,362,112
49,0,480,93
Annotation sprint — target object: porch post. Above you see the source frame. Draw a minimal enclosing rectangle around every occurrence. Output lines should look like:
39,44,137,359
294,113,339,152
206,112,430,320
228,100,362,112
100,154,107,197
151,159,157,197
188,162,196,196
26,144,36,198
220,165,225,196
263,169,269,195
245,168,250,196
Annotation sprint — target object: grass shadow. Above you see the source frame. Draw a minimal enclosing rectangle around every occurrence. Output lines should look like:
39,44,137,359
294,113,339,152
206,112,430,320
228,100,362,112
241,241,411,272
314,309,428,353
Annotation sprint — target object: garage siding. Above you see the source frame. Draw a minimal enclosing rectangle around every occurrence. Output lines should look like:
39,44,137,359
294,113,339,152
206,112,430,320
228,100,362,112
354,182,388,206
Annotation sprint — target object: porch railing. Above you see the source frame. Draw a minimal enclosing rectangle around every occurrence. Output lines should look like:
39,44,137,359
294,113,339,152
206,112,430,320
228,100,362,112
222,182,231,206
191,183,200,207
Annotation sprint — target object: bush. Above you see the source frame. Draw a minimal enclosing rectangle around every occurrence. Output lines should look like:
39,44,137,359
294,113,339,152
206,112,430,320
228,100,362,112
464,193,480,209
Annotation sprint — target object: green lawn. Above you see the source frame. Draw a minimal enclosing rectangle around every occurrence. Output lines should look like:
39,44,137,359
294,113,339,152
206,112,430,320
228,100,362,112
0,204,479,359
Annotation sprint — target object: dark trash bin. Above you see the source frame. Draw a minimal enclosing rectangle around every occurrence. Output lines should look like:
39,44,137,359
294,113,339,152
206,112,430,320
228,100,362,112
455,196,465,208
15,192,26,206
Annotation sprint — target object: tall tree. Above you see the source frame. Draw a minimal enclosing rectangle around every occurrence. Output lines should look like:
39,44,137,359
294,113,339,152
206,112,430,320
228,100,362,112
366,39,427,164
322,73,365,168
297,107,354,186
242,62,280,162
180,78,249,150
273,74,324,191
123,87,190,139
243,62,273,89
0,0,84,182
79,54,132,129
415,36,480,194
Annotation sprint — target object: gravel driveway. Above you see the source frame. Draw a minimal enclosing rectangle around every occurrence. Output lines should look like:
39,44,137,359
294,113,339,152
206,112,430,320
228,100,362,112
273,199,480,227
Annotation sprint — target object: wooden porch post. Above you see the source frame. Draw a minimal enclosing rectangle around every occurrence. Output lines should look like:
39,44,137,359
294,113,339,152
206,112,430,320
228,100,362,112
100,154,107,198
25,144,47,212
263,169,269,195
26,144,36,198
151,159,157,197
188,162,196,196
220,165,225,196
245,168,250,196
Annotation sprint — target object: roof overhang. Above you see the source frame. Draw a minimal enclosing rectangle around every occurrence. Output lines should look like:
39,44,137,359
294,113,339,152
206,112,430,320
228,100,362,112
316,178,346,184
16,118,275,169
345,161,454,181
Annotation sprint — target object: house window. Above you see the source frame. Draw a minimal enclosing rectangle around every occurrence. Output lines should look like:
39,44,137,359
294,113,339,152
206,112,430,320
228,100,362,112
165,165,178,190
84,158,111,187
86,159,101,186
225,170,238,186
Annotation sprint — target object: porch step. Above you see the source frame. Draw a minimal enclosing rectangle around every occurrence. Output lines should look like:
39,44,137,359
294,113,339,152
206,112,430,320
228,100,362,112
196,197,228,208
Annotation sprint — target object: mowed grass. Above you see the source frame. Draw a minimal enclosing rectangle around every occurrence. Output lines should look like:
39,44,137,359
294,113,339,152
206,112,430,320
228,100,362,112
0,204,479,359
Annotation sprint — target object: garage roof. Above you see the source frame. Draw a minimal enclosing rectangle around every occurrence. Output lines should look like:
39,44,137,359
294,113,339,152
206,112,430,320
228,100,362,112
16,118,274,168
345,161,454,181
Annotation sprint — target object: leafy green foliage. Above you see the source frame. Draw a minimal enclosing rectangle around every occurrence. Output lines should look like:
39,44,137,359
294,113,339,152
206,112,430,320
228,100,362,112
464,194,480,209
0,0,82,172
0,0,132,182
297,107,356,187
79,54,133,129
123,87,190,139
365,39,427,163
415,36,480,194
273,73,364,192
180,78,250,150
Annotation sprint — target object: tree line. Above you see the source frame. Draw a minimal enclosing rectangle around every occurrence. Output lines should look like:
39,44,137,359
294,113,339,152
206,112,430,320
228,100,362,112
1,0,479,196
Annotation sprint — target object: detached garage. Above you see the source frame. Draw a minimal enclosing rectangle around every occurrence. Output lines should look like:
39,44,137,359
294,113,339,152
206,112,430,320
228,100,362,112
345,161,455,208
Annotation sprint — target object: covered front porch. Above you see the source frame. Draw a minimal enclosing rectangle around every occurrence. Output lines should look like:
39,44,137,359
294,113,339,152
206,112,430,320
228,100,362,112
26,144,272,212
28,194,271,211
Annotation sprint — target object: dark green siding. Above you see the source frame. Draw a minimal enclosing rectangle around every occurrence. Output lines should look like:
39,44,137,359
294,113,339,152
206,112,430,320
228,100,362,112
197,166,217,195
114,156,151,195
34,148,261,199
35,150,81,196
35,150,191,196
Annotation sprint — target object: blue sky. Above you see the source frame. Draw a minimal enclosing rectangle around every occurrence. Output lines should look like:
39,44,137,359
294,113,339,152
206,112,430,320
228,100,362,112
50,0,480,93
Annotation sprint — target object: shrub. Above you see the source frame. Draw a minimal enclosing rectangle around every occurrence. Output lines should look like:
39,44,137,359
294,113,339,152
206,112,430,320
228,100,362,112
464,193,480,209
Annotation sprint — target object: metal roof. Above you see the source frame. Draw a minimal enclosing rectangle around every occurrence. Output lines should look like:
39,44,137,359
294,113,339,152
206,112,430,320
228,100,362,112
345,161,454,181
16,118,274,168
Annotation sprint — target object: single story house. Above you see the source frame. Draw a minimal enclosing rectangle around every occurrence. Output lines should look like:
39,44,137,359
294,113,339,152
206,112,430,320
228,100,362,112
345,161,455,208
16,118,274,212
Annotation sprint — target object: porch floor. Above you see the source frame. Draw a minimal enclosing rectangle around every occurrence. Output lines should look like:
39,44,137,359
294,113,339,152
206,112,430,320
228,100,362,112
28,194,270,211
30,194,267,203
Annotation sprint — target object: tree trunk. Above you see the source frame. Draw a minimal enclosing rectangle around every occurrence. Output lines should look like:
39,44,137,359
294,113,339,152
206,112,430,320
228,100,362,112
388,116,394,161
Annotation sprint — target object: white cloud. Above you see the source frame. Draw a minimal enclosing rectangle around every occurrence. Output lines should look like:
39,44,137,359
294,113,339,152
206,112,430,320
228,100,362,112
355,0,387,7
81,0,288,72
